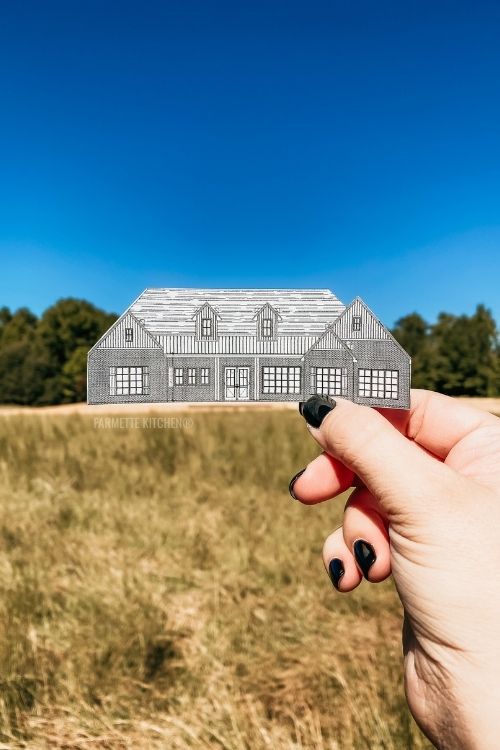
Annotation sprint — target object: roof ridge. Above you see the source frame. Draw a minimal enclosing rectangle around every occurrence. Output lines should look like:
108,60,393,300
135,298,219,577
141,288,336,292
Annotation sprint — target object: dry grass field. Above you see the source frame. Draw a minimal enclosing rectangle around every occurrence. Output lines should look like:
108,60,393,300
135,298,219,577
0,408,439,749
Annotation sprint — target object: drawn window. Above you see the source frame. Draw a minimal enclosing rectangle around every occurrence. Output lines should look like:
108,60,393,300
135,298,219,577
314,367,346,396
358,369,398,399
125,327,133,342
262,366,301,394
261,318,273,338
201,367,209,385
188,368,196,385
201,318,212,338
174,368,183,385
352,316,361,332
109,366,149,396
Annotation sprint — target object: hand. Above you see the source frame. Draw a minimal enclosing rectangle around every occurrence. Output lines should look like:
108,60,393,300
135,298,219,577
289,390,500,750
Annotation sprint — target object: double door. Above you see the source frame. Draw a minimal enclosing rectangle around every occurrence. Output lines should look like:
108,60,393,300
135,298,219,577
224,366,249,400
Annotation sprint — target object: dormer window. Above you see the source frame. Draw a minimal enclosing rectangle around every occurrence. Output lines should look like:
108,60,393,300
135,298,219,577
125,327,133,342
193,302,219,341
201,317,212,338
261,318,273,338
352,316,361,332
254,303,281,341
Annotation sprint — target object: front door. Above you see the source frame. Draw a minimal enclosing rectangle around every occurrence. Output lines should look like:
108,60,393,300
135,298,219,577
224,367,250,401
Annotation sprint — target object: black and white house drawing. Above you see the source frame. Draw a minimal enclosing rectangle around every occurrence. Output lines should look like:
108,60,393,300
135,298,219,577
87,289,410,408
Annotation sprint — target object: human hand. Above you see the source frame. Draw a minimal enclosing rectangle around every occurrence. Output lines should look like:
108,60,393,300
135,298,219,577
289,390,500,750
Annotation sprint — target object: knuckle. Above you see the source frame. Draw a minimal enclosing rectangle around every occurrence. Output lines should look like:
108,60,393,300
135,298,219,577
323,411,382,471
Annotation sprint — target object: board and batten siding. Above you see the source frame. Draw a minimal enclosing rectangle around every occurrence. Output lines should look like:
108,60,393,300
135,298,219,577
305,326,351,352
92,313,163,351
158,334,318,355
332,297,391,341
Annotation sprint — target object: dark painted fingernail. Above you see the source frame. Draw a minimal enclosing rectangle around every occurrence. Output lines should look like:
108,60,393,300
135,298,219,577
328,558,345,590
300,395,337,428
288,468,305,499
353,539,376,578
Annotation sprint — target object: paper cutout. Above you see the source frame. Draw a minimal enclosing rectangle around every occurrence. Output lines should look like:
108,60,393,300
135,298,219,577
87,289,410,408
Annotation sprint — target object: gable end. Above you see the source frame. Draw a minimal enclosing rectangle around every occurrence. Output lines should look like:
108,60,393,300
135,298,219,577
88,312,162,352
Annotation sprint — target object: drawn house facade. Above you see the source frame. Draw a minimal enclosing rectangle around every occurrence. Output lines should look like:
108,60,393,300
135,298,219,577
87,289,410,408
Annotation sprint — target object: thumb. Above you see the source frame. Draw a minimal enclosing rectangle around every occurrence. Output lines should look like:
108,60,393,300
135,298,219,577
299,395,455,520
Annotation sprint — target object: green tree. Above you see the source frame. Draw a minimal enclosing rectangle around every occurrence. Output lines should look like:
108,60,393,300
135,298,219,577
0,306,12,335
0,307,37,346
0,308,48,404
37,299,116,403
391,313,436,390
0,299,116,405
0,339,52,405
432,306,499,396
61,345,89,403
38,298,115,366
461,305,499,395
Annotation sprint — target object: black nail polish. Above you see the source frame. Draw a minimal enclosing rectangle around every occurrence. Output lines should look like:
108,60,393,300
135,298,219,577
288,468,305,499
353,540,376,578
300,395,337,428
328,558,345,590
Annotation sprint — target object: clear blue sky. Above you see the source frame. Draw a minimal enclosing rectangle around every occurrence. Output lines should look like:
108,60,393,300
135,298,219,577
0,0,499,326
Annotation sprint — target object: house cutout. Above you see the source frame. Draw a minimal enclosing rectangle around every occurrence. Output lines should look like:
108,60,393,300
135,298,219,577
87,288,410,408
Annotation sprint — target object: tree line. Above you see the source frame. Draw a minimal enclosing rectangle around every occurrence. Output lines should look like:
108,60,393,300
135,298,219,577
0,298,498,404
392,304,500,397
0,299,116,405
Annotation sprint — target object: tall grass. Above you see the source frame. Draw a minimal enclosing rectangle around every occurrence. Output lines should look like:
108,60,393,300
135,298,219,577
0,411,432,748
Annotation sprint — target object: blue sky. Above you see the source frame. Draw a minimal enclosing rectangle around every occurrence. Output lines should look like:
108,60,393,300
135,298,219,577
0,0,499,326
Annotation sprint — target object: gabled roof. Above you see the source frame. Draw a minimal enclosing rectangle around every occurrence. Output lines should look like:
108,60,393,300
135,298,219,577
252,302,282,321
191,301,221,320
128,288,345,335
332,296,409,357
88,310,163,354
302,323,354,359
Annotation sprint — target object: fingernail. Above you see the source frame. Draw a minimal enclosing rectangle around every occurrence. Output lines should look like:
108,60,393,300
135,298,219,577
328,558,345,590
353,539,376,578
288,468,305,499
300,395,337,428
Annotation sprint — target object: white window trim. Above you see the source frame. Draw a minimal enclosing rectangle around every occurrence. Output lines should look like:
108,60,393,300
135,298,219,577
109,366,149,396
261,318,273,338
201,317,212,338
314,367,346,396
262,366,301,394
358,369,399,399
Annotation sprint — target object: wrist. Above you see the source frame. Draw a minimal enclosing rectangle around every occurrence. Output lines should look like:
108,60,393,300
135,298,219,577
453,670,500,750
437,661,500,750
